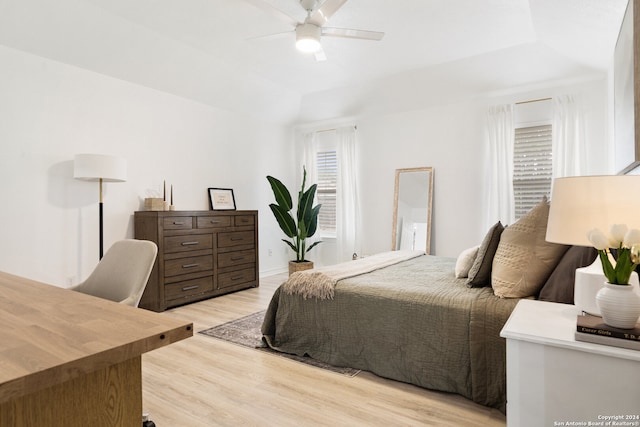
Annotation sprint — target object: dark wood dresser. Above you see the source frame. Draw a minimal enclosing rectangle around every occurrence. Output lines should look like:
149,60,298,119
134,210,259,312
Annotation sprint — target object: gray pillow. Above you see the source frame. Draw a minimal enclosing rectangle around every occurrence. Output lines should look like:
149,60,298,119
467,221,504,288
538,246,598,304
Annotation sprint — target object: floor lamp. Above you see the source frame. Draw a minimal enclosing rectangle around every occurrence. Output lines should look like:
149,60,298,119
74,154,127,259
545,175,640,315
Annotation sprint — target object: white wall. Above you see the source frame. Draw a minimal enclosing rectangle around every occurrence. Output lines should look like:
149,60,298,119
0,42,613,281
0,45,294,286
352,78,609,259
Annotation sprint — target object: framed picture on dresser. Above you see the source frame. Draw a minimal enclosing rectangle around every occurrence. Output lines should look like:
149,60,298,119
208,188,236,210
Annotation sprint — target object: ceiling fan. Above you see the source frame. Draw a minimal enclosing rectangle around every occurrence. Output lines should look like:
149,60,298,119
245,0,385,61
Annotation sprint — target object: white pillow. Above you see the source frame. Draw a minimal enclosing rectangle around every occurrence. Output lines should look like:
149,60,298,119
455,245,480,278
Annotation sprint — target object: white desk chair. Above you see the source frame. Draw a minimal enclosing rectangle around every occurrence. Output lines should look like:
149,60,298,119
70,239,158,307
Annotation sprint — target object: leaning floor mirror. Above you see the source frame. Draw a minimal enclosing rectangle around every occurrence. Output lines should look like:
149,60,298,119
391,167,434,253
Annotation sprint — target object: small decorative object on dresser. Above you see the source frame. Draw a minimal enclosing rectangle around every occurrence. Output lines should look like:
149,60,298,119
208,188,236,210
134,210,258,312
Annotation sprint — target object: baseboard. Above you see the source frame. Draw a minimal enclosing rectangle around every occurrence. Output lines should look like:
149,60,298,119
259,267,288,278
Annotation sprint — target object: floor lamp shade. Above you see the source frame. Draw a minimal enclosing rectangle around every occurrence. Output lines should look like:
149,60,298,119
73,154,127,259
74,154,127,183
546,175,640,314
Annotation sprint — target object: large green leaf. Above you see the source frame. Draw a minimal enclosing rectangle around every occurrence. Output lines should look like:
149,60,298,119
306,240,322,252
267,176,292,211
297,183,317,223
282,239,297,253
298,220,308,240
269,204,296,238
305,204,322,238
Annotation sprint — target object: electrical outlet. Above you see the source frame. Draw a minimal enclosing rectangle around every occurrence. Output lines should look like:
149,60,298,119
268,248,273,256
66,276,75,287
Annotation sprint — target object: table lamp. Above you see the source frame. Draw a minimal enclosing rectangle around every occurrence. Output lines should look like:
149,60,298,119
74,154,127,259
546,175,640,315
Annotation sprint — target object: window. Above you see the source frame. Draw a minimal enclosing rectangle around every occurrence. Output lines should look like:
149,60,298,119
316,150,337,235
513,124,552,219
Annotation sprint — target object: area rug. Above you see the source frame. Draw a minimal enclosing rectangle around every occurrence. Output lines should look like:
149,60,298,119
199,310,360,377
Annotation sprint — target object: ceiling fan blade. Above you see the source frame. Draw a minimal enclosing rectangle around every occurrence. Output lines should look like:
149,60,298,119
242,0,299,27
314,47,327,62
245,30,294,42
322,27,385,41
309,0,348,26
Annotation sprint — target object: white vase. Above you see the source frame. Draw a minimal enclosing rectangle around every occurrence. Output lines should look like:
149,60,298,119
595,282,640,329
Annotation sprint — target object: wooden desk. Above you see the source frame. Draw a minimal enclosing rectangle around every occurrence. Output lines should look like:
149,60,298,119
0,271,193,426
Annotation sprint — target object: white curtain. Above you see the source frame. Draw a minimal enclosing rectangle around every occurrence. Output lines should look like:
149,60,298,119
552,94,585,178
483,104,515,231
302,131,318,185
336,126,361,262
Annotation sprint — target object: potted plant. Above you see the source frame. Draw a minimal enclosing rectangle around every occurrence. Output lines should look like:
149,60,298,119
267,167,322,275
588,224,640,328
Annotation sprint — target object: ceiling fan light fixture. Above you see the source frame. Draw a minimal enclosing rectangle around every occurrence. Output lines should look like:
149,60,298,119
295,23,322,53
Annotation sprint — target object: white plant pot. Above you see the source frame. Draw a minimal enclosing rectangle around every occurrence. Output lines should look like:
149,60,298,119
595,282,640,329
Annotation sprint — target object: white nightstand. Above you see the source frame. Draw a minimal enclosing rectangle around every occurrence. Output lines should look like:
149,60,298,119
500,299,640,427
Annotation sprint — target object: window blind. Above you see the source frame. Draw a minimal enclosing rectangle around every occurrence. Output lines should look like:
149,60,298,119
316,150,337,233
513,124,552,219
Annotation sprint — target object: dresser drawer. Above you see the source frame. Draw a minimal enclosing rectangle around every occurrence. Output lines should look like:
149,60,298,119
163,217,193,230
218,249,256,268
164,234,213,253
218,231,254,248
197,216,232,229
234,215,255,227
165,276,214,301
164,255,213,277
218,268,256,289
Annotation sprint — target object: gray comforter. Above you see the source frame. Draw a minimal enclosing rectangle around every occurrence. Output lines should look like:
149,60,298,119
262,255,519,413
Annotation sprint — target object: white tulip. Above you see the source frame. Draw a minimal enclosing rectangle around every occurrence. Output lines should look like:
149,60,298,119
623,228,640,248
609,224,628,247
588,228,610,250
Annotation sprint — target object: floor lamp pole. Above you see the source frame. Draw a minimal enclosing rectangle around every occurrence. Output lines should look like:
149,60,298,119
99,178,104,260
73,154,127,261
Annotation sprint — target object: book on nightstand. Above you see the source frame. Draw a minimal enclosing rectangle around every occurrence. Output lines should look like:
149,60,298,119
575,313,640,351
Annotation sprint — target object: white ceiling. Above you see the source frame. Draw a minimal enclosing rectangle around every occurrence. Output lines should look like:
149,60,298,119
0,0,628,124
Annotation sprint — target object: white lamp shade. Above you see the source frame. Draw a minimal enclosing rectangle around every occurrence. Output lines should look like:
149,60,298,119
546,175,640,246
74,154,127,182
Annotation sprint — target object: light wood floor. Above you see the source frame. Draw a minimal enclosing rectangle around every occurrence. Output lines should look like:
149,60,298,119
141,273,507,426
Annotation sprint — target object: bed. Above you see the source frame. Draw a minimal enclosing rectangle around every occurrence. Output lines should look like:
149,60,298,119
262,200,595,413
262,253,519,412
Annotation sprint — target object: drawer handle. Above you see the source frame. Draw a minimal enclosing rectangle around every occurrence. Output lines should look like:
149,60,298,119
182,263,199,269
182,285,199,291
181,241,199,246
231,275,244,281
230,237,244,241
172,221,185,225
210,220,220,224
240,219,249,223
231,256,245,261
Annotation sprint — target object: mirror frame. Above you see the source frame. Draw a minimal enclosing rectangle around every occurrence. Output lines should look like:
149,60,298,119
391,167,434,254
616,0,640,174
